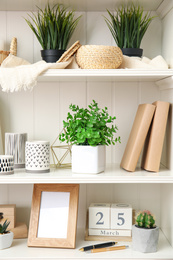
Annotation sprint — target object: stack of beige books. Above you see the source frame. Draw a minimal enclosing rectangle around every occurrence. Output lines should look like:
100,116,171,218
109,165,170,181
120,101,170,172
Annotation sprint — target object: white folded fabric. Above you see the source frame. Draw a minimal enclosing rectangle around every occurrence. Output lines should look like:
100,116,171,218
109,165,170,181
119,55,169,70
0,55,73,92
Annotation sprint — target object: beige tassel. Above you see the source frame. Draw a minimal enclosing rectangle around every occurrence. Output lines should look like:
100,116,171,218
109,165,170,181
10,37,17,56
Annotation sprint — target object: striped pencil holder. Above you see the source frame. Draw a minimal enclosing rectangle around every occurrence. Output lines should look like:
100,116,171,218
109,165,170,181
5,133,27,168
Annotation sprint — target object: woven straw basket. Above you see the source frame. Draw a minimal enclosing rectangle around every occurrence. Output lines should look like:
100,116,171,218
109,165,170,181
76,45,123,69
0,37,17,65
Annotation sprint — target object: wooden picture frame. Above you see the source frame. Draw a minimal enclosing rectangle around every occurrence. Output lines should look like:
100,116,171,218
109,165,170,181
28,184,79,248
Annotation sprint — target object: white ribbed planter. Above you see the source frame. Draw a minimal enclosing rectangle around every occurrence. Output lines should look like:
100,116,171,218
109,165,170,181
72,145,105,174
132,225,159,253
0,231,13,250
5,133,27,168
25,141,50,173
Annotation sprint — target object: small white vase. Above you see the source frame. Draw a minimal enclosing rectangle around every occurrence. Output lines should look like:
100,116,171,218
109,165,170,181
25,141,50,173
0,231,13,250
72,145,105,174
132,225,159,253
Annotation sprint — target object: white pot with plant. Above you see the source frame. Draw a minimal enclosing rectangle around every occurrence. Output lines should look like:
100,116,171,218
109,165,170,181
0,219,13,250
132,210,159,253
59,100,120,174
104,4,155,57
25,3,81,63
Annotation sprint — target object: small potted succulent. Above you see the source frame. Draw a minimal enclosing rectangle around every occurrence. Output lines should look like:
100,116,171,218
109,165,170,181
59,100,120,174
25,3,81,62
0,219,13,250
104,4,155,57
132,210,159,253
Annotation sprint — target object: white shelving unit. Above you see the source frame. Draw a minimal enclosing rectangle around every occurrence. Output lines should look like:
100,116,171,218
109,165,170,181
38,69,173,82
0,0,173,259
0,164,172,184
1,229,173,259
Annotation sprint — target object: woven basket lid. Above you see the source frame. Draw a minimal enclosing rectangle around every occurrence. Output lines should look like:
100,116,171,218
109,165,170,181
76,45,123,69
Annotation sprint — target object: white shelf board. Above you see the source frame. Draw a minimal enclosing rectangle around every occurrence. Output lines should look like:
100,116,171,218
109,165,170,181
38,69,173,82
1,229,173,259
0,164,173,184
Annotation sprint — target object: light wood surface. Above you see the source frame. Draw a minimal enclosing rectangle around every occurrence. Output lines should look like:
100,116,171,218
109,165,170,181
0,204,16,229
11,222,28,239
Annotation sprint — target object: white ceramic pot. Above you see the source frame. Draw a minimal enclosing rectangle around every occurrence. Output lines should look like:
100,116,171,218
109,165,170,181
25,141,50,173
0,231,13,250
132,224,159,253
0,155,14,175
72,145,105,174
5,133,27,168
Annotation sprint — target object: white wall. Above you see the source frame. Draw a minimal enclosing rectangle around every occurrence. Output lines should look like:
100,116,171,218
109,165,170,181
162,7,173,68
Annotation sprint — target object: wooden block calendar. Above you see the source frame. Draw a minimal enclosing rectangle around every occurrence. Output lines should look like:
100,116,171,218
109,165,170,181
85,203,135,242
89,203,111,229
111,203,132,230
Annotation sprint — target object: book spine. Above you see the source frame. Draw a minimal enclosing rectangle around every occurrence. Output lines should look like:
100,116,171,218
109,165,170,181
120,104,156,172
88,229,131,237
142,101,170,172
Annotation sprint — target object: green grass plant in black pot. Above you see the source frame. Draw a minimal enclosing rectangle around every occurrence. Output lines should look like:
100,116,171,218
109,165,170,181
59,100,121,174
25,3,81,62
104,4,155,57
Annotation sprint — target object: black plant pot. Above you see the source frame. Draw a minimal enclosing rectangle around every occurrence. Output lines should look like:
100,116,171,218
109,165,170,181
41,49,66,63
122,48,143,58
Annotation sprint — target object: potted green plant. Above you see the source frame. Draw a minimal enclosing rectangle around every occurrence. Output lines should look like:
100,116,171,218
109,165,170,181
59,100,121,174
104,4,155,57
0,219,13,250
25,3,81,63
132,210,159,253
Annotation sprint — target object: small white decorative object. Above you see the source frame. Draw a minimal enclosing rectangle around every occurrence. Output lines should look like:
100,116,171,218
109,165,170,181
89,203,111,229
0,231,13,250
25,141,50,173
0,155,14,175
111,203,132,230
72,145,105,174
5,133,27,168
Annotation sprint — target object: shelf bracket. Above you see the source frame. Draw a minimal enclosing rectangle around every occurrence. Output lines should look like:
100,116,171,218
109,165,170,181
156,76,173,91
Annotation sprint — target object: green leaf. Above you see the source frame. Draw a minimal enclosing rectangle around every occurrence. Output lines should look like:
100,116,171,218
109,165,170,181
25,3,81,50
58,100,121,146
104,4,156,48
